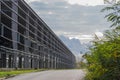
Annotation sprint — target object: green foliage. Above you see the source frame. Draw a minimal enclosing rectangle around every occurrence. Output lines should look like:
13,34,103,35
85,30,120,80
0,69,45,78
85,1,120,80
76,61,87,69
101,1,120,28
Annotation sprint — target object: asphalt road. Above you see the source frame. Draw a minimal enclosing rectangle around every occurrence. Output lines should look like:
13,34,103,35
6,69,85,80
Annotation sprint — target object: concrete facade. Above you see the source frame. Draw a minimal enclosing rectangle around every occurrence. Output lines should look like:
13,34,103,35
0,0,76,69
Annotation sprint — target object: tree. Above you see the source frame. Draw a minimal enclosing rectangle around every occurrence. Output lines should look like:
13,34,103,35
102,0,120,29
85,1,120,80
104,0,117,4
85,29,120,80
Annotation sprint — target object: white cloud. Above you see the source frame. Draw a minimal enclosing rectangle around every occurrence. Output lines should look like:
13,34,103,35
66,0,104,6
25,0,104,6
69,36,93,43
25,0,109,43
64,6,69,9
69,35,93,40
25,0,41,3
57,32,94,43
48,11,54,15
95,32,103,37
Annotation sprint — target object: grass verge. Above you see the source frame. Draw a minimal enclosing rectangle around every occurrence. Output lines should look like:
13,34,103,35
0,69,45,78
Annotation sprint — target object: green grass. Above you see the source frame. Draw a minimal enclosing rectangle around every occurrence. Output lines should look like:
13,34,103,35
0,69,45,78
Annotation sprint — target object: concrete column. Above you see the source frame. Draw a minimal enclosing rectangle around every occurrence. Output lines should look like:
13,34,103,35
11,0,18,68
55,56,57,69
16,56,19,68
11,55,14,68
22,57,24,68
51,56,54,69
43,51,46,68
6,54,9,68
56,57,59,69
35,18,38,47
47,54,50,69
24,41,29,68
24,11,29,68
28,57,31,68
24,56,27,68
37,57,40,69
53,53,55,69
37,58,39,69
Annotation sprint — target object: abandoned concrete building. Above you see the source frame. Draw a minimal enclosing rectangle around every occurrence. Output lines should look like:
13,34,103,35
0,0,75,69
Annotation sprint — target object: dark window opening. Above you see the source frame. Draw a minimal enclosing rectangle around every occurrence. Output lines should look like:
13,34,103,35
48,40,50,44
0,54,6,68
29,47,33,53
43,41,46,45
18,24,26,35
4,27,12,40
0,36,13,48
1,14,11,28
31,42,36,49
43,36,47,41
37,26,42,31
20,35,24,44
4,1,12,8
29,12,36,20
37,31,41,37
8,55,13,68
17,33,25,44
18,56,22,68
43,27,48,31
29,32,35,40
29,25,35,33
48,34,51,39
18,16,26,26
0,24,2,35
18,1,28,12
29,18,35,26
43,31,47,35
39,46,43,51
38,20,44,28
37,37,41,43
18,8,26,19
18,43,24,51
1,3,12,17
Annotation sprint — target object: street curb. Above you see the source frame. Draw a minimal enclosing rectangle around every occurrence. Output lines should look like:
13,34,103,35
0,78,5,80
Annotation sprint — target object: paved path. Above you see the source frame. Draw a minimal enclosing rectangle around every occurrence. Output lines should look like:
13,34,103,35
6,70,85,80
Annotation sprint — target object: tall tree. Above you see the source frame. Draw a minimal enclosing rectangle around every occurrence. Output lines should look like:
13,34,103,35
102,0,120,29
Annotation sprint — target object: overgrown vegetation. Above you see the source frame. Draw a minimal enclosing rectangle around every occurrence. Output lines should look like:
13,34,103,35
85,1,120,80
76,61,87,69
0,69,45,78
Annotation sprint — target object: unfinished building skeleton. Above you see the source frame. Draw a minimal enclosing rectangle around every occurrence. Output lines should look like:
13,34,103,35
0,0,75,69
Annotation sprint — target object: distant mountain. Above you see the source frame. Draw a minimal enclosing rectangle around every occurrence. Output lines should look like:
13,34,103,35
59,35,88,56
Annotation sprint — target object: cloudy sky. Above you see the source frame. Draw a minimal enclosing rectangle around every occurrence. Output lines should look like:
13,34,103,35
25,0,110,43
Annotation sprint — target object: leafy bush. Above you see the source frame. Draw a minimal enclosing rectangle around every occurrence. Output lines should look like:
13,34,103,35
85,1,120,80
85,29,120,80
